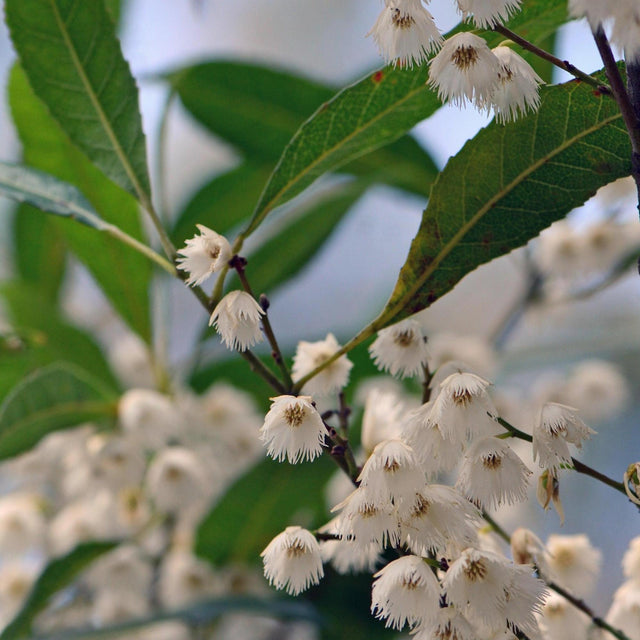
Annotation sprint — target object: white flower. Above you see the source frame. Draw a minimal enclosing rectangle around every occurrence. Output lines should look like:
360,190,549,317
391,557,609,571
91,435,146,489
209,290,265,351
623,536,640,581
368,0,442,67
259,395,326,463
0,493,46,553
145,447,210,515
92,590,149,626
428,332,496,380
456,0,522,27
158,551,220,608
369,318,429,378
607,584,640,640
532,403,593,473
0,562,40,622
176,224,232,286
332,486,400,549
261,526,324,595
358,439,425,506
544,534,602,598
510,527,545,566
412,606,477,640
429,33,500,108
536,592,591,640
429,371,499,440
319,518,382,574
611,4,640,60
360,389,406,455
86,545,153,595
402,400,465,477
567,0,612,28
400,484,480,556
292,333,353,396
489,46,543,123
535,220,582,279
456,437,531,509
371,555,440,630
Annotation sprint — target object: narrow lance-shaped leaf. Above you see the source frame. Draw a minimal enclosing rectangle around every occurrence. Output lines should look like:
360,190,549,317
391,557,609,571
375,72,631,329
247,0,568,233
0,363,118,461
0,161,108,229
5,0,151,202
0,542,119,640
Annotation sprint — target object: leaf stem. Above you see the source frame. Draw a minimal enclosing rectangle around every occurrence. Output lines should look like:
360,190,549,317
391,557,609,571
102,223,176,274
496,416,626,495
492,24,612,93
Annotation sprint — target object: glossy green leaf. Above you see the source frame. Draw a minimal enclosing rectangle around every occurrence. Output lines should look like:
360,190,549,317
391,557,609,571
0,161,106,228
196,456,334,566
238,182,368,296
375,72,631,329
249,0,568,233
0,362,117,461
12,204,67,305
0,542,119,640
171,163,273,246
168,61,438,198
1,281,119,392
31,598,321,640
5,0,151,202
9,65,152,342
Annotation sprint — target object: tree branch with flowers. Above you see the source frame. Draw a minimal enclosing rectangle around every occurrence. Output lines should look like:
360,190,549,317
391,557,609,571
0,0,639,639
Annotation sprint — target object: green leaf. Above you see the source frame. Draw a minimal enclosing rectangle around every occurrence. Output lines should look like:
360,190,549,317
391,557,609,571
0,281,120,392
12,204,67,306
9,65,153,342
31,598,321,640
5,0,151,202
168,61,438,198
0,541,119,640
0,161,107,228
196,456,334,566
171,163,273,246
238,182,368,296
0,362,117,461
375,72,631,329
249,0,568,233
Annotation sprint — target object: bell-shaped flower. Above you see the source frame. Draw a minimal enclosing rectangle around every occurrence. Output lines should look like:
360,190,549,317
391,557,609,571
176,225,232,286
369,318,429,379
456,0,522,27
209,290,265,351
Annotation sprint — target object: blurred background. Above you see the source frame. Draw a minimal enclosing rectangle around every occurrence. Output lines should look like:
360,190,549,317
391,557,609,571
0,0,639,634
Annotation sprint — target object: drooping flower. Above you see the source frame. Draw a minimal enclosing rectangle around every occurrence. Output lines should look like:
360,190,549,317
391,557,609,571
360,388,406,455
209,290,265,351
368,0,442,68
536,592,591,640
429,33,500,108
371,555,441,630
456,0,522,28
544,534,602,598
489,46,543,123
176,225,232,286
369,318,429,379
259,395,326,464
292,333,353,396
318,518,382,574
261,526,324,595
456,437,531,509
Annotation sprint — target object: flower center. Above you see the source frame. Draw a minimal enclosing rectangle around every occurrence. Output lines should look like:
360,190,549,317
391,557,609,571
463,558,487,581
284,404,306,427
394,329,415,347
452,389,473,406
402,574,421,590
287,540,308,557
392,9,416,29
412,494,431,517
207,245,221,260
482,453,503,470
452,45,479,70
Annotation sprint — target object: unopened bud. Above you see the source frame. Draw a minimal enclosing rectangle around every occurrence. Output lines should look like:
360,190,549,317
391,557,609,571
511,527,544,565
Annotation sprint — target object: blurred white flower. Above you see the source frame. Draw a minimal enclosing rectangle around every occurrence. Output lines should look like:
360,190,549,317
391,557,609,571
429,33,500,108
260,395,326,464
209,290,265,351
119,389,180,450
146,447,210,515
369,318,429,379
0,561,40,622
91,435,146,490
412,606,477,640
544,533,602,598
92,589,149,626
318,518,381,574
176,224,232,286
261,526,324,595
371,555,440,630
536,592,591,640
607,583,640,640
0,493,46,553
292,333,353,396
107,332,155,389
360,388,406,455
368,0,442,67
159,551,220,608
623,536,640,581
86,545,153,595
428,332,496,379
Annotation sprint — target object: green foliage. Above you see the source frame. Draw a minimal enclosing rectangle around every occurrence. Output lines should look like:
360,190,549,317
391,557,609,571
0,362,117,461
376,72,631,329
5,0,151,202
8,66,153,341
168,60,438,200
196,456,334,566
0,542,119,640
